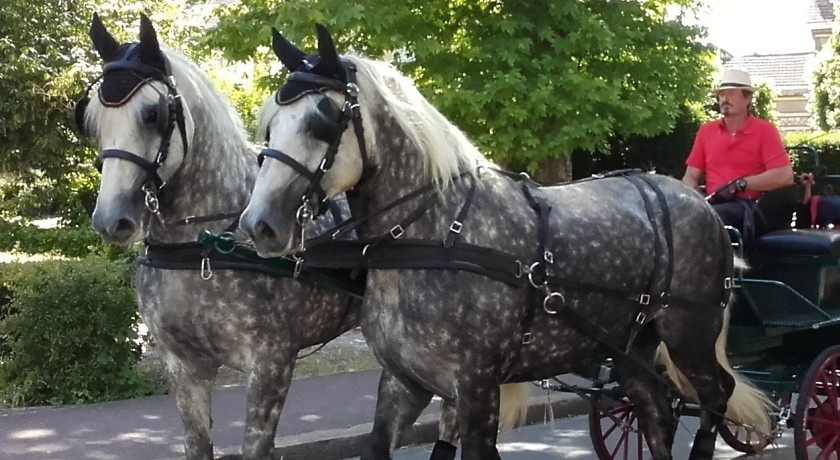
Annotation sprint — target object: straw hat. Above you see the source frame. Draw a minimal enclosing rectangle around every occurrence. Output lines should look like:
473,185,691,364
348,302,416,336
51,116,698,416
717,69,756,92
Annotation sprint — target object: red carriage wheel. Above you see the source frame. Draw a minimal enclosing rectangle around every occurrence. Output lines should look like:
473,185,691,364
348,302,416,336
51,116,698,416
719,418,773,453
588,395,649,460
719,391,788,454
795,344,840,459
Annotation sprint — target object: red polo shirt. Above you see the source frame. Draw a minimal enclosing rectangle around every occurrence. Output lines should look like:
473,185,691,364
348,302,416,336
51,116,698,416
686,116,789,200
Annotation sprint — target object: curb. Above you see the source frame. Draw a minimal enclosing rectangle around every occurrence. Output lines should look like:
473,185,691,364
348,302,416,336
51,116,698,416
211,393,590,460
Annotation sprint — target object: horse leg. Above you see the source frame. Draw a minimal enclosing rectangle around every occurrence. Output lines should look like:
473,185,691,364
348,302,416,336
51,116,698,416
241,347,297,459
456,379,501,460
362,369,434,460
658,313,736,460
683,363,733,460
430,398,459,460
613,328,676,460
164,352,215,460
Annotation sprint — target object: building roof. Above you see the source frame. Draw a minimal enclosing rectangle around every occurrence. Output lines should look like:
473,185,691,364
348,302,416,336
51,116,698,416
807,0,835,26
724,53,814,95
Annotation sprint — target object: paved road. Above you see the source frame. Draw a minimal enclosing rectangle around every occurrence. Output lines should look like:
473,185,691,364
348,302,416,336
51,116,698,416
1,368,805,460
0,370,394,460
354,414,798,460
0,369,586,460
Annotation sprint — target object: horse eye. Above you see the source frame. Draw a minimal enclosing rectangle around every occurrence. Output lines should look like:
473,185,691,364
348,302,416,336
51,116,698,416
143,107,159,126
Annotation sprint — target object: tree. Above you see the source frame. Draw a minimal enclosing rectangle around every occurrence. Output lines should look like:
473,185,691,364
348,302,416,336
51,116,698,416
813,4,840,132
0,1,205,224
205,0,715,181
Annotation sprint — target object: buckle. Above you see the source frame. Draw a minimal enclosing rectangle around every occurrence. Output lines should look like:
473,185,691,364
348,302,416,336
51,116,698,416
724,277,733,289
522,332,532,345
635,312,647,324
345,82,360,97
389,225,404,239
544,250,554,264
449,221,463,234
638,294,650,305
293,256,303,278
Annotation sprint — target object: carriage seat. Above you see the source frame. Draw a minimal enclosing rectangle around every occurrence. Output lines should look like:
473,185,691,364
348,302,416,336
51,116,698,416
755,228,840,257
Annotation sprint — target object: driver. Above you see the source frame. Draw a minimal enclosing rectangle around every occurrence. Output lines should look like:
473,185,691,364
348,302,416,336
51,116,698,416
682,69,793,240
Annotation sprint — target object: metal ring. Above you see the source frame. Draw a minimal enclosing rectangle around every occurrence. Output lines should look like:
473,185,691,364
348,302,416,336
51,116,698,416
213,232,237,254
543,292,564,315
527,261,542,289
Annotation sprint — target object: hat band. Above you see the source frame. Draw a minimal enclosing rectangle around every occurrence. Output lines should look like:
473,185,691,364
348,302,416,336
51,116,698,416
720,82,753,88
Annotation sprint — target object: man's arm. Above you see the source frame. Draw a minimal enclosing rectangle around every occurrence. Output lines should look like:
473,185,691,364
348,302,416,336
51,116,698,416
682,166,704,189
743,165,794,192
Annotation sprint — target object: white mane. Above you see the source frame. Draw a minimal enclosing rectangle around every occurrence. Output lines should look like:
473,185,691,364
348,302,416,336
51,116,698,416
85,47,251,150
256,56,493,192
347,55,492,189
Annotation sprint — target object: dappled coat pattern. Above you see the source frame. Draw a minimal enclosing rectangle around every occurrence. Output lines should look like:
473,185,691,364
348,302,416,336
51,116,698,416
83,15,360,460
240,24,773,460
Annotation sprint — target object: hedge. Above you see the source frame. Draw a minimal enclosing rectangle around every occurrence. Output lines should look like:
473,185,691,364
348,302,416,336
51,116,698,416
0,256,157,407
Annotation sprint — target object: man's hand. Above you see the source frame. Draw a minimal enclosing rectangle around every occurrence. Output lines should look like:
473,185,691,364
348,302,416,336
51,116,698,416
709,181,741,204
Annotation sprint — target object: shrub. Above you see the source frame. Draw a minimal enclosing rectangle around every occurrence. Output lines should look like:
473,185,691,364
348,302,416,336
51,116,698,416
0,256,157,407
784,131,840,195
0,218,140,260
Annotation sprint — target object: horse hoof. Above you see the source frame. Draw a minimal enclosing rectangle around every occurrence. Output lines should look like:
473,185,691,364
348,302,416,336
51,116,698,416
429,440,457,460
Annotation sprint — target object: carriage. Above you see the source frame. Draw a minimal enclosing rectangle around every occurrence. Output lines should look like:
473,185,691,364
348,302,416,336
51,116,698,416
583,149,840,459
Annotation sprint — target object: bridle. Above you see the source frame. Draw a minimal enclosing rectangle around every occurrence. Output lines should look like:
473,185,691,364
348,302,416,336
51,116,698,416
257,63,372,249
77,48,189,219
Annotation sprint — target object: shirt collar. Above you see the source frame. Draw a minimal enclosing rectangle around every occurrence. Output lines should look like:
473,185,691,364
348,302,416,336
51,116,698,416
717,115,755,134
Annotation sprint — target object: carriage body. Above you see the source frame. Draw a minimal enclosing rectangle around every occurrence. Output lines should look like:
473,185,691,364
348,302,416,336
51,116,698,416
589,175,840,459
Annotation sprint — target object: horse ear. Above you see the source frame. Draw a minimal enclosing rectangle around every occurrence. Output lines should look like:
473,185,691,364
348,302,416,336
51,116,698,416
315,24,341,72
271,27,306,71
90,13,119,62
137,13,168,74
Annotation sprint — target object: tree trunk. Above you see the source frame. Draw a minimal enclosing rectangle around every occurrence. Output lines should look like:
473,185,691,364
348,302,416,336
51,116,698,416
532,155,572,184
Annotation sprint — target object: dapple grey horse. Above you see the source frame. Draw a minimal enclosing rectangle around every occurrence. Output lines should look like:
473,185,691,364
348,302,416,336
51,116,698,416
239,24,773,460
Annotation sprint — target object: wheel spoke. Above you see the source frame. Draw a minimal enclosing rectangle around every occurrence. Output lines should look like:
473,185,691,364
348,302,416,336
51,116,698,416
815,435,839,460
608,413,633,458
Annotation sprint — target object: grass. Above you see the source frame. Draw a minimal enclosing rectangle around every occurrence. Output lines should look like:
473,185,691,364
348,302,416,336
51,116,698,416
138,328,382,390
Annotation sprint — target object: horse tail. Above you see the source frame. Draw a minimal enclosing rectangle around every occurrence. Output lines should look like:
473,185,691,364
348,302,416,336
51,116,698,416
656,302,773,433
498,382,530,431
733,255,750,271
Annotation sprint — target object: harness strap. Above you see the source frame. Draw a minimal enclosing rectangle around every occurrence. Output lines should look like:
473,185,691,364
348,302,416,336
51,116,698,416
144,239,366,299
164,211,242,228
306,172,471,246
258,148,328,206
443,175,477,248
300,239,525,287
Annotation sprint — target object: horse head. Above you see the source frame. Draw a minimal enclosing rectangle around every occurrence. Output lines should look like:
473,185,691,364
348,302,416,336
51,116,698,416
84,13,194,244
241,25,371,256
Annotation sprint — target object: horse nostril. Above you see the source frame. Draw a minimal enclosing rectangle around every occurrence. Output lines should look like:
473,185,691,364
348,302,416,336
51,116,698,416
255,220,276,240
113,218,136,237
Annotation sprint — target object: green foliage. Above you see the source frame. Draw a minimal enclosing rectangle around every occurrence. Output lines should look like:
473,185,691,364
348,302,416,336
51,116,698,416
205,0,715,179
813,3,840,131
0,257,157,407
573,105,704,179
0,220,99,258
783,131,840,195
750,83,778,124
573,82,780,180
0,1,208,224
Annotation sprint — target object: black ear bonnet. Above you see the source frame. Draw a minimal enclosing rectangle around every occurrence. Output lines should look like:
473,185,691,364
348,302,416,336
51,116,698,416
74,42,175,139
275,54,349,105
